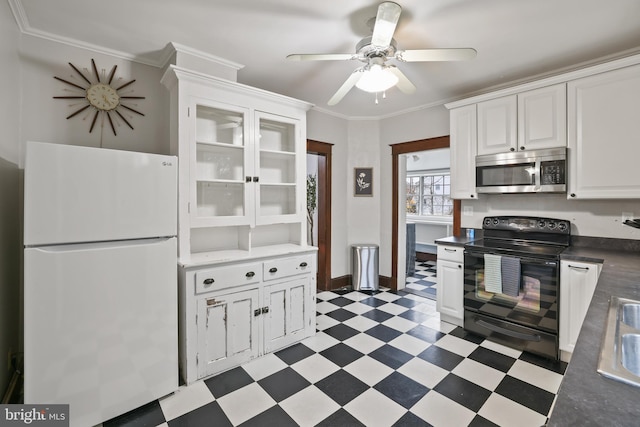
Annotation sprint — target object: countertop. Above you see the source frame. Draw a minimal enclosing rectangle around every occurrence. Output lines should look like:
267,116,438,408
549,242,640,427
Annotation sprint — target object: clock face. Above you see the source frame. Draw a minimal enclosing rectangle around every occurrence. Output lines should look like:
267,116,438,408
87,83,120,111
54,59,145,136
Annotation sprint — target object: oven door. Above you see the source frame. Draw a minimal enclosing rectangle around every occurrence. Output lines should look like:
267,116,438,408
463,249,559,334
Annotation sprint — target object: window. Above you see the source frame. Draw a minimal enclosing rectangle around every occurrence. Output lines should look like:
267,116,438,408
406,173,453,217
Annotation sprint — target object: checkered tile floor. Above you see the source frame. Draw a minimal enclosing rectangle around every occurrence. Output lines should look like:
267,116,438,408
103,288,566,427
405,260,437,300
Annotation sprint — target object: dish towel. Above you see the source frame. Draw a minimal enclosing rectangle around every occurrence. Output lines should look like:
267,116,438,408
501,256,521,297
484,254,503,293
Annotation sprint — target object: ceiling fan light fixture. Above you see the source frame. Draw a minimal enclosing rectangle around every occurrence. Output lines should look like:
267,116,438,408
355,64,399,93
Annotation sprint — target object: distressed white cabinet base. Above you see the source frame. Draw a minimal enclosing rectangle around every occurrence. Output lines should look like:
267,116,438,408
179,252,316,384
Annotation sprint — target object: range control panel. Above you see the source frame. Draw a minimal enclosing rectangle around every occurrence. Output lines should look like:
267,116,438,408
482,216,571,234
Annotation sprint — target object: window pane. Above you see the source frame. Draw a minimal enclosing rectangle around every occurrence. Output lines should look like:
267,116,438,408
407,173,452,217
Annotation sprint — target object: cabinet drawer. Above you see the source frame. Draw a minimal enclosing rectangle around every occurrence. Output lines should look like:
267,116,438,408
263,254,314,281
195,262,262,294
437,245,464,263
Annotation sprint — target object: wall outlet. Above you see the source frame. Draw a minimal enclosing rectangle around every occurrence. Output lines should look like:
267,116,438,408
622,212,634,225
463,206,473,216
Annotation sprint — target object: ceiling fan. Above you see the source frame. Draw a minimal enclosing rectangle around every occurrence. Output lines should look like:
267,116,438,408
287,1,477,105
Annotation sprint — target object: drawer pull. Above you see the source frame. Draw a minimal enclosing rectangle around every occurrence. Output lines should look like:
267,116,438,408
203,278,215,285
568,265,589,271
269,267,278,273
246,271,255,278
444,248,457,252
299,262,308,267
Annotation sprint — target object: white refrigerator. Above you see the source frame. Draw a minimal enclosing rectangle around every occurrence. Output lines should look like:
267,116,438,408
23,141,178,427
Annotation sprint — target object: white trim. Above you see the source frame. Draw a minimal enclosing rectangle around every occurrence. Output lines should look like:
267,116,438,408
160,42,245,70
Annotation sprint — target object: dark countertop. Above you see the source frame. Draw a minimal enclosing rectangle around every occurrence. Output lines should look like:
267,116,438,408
434,235,477,247
549,242,640,427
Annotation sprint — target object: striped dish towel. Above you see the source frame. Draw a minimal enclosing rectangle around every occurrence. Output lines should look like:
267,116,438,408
501,256,521,297
484,254,503,293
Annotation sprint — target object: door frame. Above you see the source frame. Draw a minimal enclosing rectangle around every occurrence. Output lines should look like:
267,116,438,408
390,135,461,290
307,140,332,291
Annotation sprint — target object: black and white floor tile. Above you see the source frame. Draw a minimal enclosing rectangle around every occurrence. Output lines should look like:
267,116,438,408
405,260,437,299
103,288,566,427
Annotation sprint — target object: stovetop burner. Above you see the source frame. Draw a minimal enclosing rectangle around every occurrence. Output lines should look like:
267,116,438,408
465,215,571,259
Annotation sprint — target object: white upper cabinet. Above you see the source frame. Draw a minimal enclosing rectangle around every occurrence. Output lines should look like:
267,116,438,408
567,64,640,199
477,95,517,155
518,84,567,151
477,84,566,156
162,66,312,263
450,104,478,200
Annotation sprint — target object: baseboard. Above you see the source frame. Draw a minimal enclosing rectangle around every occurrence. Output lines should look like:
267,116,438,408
327,275,393,291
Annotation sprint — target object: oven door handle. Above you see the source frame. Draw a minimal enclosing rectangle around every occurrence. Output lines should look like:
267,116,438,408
464,250,558,267
475,318,542,342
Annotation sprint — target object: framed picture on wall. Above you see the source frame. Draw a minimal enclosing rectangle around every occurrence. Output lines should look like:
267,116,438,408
354,167,373,197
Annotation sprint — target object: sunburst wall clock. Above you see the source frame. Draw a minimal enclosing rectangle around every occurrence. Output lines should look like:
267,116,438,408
53,59,145,136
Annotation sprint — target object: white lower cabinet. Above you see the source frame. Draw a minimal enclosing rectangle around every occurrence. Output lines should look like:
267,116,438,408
559,260,602,357
263,277,311,353
180,252,316,384
197,287,260,379
436,245,465,326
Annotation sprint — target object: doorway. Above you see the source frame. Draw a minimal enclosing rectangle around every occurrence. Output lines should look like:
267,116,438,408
391,136,461,291
307,140,332,291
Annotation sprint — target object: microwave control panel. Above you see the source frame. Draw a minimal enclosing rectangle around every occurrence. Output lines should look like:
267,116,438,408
540,160,566,185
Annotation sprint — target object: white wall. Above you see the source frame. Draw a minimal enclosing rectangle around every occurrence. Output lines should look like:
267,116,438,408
306,110,349,278
461,194,640,239
0,0,22,394
18,35,169,162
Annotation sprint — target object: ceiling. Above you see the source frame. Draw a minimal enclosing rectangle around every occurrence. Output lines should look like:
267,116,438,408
11,0,640,119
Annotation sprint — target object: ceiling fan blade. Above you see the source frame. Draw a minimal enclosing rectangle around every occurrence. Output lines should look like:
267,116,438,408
371,2,401,48
388,66,416,94
328,70,363,105
397,48,477,62
286,53,356,61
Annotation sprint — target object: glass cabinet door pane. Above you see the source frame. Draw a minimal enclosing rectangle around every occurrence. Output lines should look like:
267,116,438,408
197,182,244,217
259,119,294,152
257,114,299,221
197,107,244,146
194,104,248,223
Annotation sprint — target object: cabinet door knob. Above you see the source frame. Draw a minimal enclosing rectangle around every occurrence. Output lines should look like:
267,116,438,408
254,309,261,317
570,193,576,198
269,267,278,273
510,147,515,152
245,176,252,182
520,146,525,150
262,306,270,314
203,278,215,285
299,262,308,267
253,176,259,182
458,264,462,269
246,271,255,278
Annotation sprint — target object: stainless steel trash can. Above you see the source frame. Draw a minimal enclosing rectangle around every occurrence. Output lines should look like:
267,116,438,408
352,244,379,291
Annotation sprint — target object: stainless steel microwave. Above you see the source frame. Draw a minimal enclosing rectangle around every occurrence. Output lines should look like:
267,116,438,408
476,147,566,194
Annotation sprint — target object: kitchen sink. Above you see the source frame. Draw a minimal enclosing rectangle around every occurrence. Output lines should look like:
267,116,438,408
622,303,640,329
598,297,640,386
